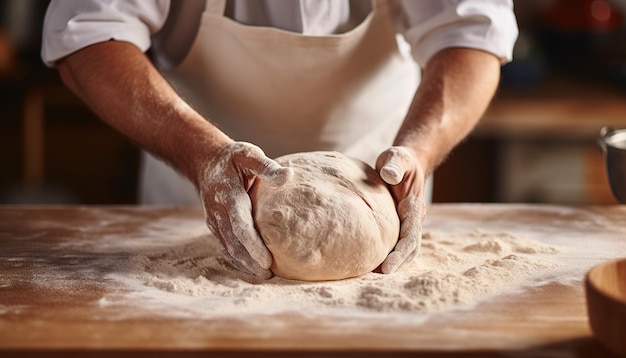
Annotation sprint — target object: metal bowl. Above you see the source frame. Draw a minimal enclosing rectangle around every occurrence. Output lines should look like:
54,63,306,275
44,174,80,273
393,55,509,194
585,258,626,355
599,127,626,203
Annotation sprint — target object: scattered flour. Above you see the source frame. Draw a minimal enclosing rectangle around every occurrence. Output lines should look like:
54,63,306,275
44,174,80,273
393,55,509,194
101,229,561,319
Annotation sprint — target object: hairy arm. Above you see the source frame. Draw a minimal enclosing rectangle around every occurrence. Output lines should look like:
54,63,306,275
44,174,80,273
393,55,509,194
377,47,501,273
397,47,500,190
57,40,230,182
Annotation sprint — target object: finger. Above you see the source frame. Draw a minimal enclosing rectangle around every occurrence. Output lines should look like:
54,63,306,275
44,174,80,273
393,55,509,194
216,214,272,279
228,193,274,269
382,231,420,274
235,144,294,186
219,246,273,280
210,209,273,279
377,147,413,185
382,246,419,274
251,157,294,187
207,187,273,274
381,196,424,274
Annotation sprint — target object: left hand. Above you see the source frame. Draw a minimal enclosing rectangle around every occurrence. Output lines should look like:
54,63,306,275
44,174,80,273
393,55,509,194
197,141,293,279
375,146,427,274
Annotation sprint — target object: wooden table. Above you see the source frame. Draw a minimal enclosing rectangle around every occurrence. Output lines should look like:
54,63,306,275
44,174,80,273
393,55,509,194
1,204,625,357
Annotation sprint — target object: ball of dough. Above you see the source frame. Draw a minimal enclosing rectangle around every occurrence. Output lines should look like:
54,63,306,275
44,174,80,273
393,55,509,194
250,151,399,281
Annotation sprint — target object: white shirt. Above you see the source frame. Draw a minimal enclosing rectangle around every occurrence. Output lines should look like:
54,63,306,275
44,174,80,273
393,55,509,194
41,0,518,69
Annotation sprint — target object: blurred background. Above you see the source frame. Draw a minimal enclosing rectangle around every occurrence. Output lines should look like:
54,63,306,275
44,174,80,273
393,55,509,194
0,0,625,205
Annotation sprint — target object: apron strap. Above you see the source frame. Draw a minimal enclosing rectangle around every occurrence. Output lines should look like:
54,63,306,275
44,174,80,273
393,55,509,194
205,0,226,15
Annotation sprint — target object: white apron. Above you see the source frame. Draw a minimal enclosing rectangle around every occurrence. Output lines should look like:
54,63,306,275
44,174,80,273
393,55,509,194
139,0,432,205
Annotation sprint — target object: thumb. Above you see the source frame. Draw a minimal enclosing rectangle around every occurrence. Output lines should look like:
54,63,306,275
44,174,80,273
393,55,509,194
233,143,293,187
253,158,294,187
377,146,413,185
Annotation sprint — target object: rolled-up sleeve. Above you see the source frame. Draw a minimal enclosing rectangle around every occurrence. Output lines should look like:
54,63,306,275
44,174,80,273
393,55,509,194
41,0,170,67
395,0,518,67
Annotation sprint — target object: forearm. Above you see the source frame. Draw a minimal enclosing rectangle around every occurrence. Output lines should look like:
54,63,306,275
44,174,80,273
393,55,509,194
56,40,230,183
395,48,500,175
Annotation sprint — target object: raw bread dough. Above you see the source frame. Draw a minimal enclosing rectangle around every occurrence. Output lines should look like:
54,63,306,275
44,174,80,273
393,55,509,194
250,151,399,281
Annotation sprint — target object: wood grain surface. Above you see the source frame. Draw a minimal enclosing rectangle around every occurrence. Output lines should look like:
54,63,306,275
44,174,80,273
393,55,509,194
1,204,625,357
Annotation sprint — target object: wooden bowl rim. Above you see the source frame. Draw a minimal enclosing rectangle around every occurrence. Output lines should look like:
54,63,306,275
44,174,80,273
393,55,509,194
586,258,626,305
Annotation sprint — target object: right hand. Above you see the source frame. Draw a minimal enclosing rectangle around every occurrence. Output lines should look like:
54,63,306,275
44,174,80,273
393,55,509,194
197,142,293,279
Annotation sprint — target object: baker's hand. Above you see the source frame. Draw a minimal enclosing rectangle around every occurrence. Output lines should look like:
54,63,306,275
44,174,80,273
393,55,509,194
376,146,427,274
198,142,293,279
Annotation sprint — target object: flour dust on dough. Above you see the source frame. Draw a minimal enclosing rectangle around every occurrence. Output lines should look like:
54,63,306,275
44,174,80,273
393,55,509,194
250,151,399,281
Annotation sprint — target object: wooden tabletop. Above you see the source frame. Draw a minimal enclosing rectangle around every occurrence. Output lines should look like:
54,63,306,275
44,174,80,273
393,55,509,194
1,204,625,357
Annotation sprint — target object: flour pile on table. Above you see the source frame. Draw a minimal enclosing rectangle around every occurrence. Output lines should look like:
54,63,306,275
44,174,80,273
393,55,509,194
100,229,560,319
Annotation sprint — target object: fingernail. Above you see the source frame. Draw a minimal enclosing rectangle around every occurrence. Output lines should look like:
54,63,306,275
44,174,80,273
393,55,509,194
380,165,402,185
